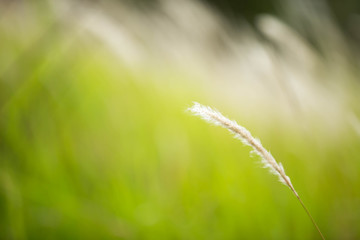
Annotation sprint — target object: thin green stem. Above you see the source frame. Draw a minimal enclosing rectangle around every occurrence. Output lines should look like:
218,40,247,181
293,192,325,240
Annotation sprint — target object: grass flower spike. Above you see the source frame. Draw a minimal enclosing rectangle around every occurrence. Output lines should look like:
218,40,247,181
188,102,325,240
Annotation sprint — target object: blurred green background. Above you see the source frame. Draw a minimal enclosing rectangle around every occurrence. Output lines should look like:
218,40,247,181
1,0,360,239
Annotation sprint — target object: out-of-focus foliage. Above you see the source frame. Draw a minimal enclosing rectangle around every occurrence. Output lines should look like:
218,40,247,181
1,1,360,240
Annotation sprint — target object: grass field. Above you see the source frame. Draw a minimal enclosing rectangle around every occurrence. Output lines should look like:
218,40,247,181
1,1,360,239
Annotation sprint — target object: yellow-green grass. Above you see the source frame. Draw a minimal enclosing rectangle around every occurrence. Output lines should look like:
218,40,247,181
1,7,360,240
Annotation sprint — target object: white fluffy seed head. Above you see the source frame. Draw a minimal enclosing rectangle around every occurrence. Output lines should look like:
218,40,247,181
188,102,295,191
188,102,327,239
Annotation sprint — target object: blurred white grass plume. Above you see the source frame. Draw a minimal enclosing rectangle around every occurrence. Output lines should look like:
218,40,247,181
188,102,325,240
62,0,357,137
48,0,360,139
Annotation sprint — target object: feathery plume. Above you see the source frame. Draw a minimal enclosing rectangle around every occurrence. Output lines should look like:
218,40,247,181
188,102,325,240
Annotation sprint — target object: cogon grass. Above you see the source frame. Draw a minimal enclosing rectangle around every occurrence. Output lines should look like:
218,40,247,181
188,102,325,240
